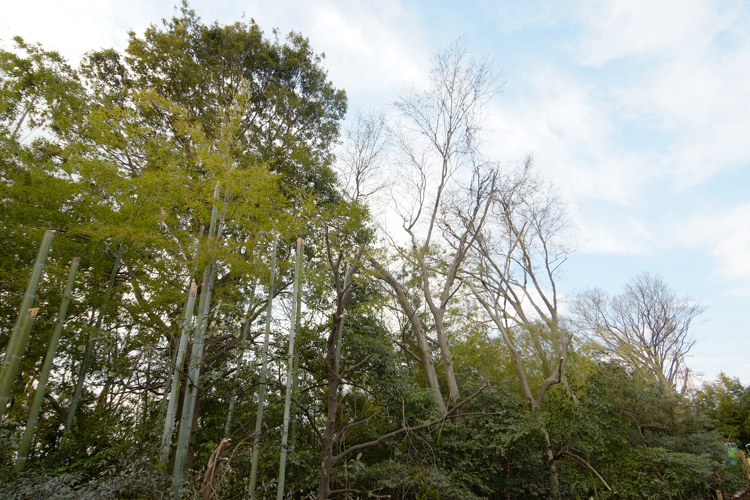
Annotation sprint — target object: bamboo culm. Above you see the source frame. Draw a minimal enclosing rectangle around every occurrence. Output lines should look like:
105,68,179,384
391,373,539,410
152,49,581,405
157,227,206,430
0,309,40,420
157,282,198,473
65,243,124,434
276,237,305,500
172,184,223,499
288,269,304,452
0,230,54,392
248,234,278,499
15,259,80,472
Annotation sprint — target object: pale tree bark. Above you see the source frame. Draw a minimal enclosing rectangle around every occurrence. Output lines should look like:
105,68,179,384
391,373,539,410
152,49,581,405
376,39,502,408
369,257,446,413
276,238,305,500
461,164,576,499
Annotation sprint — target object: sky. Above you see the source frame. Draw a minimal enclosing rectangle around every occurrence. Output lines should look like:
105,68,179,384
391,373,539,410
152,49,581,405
3,0,749,386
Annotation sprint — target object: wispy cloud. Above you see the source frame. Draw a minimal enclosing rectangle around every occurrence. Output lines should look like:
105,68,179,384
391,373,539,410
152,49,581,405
244,0,431,105
677,204,750,284
575,0,750,187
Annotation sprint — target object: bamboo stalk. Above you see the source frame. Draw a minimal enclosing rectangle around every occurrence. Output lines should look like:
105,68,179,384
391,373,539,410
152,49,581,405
65,243,124,434
248,234,278,499
173,183,222,499
157,282,198,473
276,238,305,500
157,340,179,433
15,259,80,472
0,230,54,389
288,266,304,452
157,227,206,431
0,309,40,419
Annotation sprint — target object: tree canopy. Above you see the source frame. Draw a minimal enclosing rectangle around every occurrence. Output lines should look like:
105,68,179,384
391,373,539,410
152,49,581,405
0,6,747,500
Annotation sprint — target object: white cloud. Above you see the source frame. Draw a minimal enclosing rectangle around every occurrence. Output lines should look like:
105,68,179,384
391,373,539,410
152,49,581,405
676,204,750,282
574,0,750,188
3,0,431,108
575,0,732,65
485,63,664,209
242,0,431,106
492,1,573,34
1,0,172,63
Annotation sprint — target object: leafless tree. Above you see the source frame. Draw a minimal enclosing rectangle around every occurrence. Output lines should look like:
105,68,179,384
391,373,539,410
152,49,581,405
574,272,704,388
307,225,497,500
370,39,503,410
463,159,574,408
338,111,390,204
460,162,578,499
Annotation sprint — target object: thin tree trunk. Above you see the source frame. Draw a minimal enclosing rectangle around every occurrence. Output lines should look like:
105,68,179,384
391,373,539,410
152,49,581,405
317,239,363,500
543,428,561,500
173,184,223,499
288,275,303,452
248,234,278,499
318,310,343,500
157,282,198,473
158,227,206,432
15,259,79,472
276,238,304,500
65,243,124,434
0,309,39,420
369,258,446,413
224,280,257,437
432,311,460,404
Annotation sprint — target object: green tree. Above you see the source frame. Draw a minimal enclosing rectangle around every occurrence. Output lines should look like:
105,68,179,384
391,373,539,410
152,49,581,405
697,373,750,445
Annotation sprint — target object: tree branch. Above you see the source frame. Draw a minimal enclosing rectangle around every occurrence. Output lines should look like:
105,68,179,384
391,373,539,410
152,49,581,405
341,354,374,379
291,395,323,443
333,381,490,463
558,450,612,492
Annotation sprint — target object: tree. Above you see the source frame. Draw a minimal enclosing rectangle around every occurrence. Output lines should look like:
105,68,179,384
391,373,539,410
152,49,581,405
337,111,390,204
696,373,750,445
371,39,502,411
0,5,347,485
461,164,575,498
574,272,705,389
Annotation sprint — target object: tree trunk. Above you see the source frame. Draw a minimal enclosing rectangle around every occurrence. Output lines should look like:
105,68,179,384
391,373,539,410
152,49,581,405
248,234,278,499
432,312,460,404
15,258,79,472
276,238,304,500
543,428,561,500
369,258,446,413
317,313,342,500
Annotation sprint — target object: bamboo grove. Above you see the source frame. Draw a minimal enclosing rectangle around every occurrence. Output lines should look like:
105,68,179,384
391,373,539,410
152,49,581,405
1,5,749,500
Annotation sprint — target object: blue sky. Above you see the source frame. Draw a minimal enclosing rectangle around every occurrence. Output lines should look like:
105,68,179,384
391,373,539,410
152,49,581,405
3,0,750,385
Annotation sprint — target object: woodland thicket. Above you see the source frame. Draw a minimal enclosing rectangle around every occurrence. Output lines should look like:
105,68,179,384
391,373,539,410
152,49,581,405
0,5,748,500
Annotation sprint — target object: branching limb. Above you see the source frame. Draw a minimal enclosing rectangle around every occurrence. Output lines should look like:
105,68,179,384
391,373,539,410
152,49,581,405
333,381,490,463
291,394,323,443
341,354,374,379
558,451,612,492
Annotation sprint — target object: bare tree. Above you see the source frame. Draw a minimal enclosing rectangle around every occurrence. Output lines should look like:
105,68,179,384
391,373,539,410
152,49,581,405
309,224,496,500
463,161,574,408
338,111,390,204
372,39,502,409
574,272,704,388
461,164,578,499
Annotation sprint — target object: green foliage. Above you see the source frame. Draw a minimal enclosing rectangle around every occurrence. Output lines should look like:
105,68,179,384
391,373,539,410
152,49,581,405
1,7,748,500
696,372,750,445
